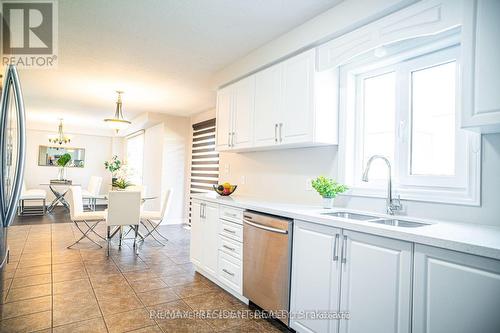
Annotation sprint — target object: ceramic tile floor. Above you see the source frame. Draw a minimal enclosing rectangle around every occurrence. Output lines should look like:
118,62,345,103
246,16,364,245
0,223,288,333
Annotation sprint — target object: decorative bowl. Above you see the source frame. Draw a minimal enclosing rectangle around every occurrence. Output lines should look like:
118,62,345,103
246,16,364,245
213,184,237,196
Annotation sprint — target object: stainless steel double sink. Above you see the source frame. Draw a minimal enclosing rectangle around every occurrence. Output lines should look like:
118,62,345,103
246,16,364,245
322,211,428,228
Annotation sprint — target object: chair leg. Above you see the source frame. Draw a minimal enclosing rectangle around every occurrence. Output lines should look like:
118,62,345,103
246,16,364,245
133,225,139,255
43,199,46,215
118,226,123,248
67,220,103,249
107,226,110,256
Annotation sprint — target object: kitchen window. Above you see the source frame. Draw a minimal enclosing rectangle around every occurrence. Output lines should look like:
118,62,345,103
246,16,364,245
339,44,481,205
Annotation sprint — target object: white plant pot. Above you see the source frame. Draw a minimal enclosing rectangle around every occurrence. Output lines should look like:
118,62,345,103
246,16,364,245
323,197,334,209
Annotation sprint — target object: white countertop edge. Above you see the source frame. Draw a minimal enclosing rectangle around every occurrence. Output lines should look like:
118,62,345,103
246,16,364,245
192,193,500,261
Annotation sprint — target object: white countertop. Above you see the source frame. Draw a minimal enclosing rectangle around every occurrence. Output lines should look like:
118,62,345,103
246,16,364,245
192,192,500,260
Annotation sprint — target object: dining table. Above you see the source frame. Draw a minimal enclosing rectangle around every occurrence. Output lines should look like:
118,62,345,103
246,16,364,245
40,182,81,213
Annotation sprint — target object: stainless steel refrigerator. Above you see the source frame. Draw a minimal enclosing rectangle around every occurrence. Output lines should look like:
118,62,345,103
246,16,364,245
0,65,26,300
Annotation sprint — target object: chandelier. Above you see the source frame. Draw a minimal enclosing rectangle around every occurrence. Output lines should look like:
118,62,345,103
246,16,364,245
104,91,131,133
48,119,71,145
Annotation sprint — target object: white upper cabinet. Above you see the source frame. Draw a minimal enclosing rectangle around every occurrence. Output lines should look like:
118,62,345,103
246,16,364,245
254,65,282,147
217,48,338,152
413,244,500,333
281,50,315,144
461,0,500,133
216,87,232,150
232,77,255,148
216,75,255,151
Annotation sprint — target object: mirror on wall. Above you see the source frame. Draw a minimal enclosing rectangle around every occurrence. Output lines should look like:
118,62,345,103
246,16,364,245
38,146,85,167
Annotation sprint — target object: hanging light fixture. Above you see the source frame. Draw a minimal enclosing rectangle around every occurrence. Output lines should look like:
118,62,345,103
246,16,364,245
48,119,71,145
104,90,131,133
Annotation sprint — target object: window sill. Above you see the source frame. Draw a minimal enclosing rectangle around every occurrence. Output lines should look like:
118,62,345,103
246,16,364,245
341,186,480,207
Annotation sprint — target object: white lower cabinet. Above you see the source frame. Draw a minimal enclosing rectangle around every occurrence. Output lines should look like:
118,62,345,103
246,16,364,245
412,244,500,333
338,230,412,333
189,200,219,276
291,222,412,333
290,221,341,333
190,200,245,299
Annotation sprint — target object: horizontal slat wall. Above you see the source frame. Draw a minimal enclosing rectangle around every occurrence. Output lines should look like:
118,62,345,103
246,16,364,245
189,118,218,225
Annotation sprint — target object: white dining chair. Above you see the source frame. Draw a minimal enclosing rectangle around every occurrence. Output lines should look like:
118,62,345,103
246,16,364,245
140,189,172,245
67,186,106,249
18,182,47,216
106,190,141,255
82,176,103,211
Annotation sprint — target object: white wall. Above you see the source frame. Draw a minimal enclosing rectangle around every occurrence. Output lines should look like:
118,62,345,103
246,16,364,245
127,113,190,224
218,134,500,226
25,128,113,202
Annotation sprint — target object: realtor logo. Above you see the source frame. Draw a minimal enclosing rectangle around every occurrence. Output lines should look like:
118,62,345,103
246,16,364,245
1,0,58,68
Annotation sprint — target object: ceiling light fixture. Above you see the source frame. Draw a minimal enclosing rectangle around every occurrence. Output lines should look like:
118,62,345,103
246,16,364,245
48,119,71,145
104,90,131,133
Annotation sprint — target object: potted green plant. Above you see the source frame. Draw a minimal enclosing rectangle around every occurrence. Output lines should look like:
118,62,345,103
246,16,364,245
104,155,122,184
112,165,132,190
56,153,72,180
311,176,348,209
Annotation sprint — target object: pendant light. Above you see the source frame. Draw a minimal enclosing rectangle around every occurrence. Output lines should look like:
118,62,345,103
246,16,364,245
104,90,131,133
48,119,71,145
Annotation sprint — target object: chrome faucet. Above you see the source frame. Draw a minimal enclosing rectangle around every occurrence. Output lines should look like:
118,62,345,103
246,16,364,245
362,155,402,215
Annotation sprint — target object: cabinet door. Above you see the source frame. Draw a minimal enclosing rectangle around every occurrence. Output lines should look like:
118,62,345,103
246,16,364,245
290,221,342,333
232,76,255,149
216,87,233,150
413,244,500,333
281,49,315,144
189,201,203,267
202,203,219,276
339,231,412,333
254,64,282,147
462,0,500,132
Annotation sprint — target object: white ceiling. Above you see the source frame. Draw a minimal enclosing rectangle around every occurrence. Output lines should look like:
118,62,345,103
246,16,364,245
18,0,341,133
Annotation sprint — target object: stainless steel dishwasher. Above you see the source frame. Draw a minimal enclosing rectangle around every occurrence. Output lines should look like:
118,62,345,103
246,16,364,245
243,211,292,325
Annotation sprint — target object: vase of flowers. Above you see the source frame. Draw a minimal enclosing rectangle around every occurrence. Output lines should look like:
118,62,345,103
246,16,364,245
56,153,72,181
104,155,122,184
112,165,132,190
311,176,348,209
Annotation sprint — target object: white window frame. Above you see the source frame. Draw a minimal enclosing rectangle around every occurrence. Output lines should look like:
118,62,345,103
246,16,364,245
338,43,481,206
125,130,145,185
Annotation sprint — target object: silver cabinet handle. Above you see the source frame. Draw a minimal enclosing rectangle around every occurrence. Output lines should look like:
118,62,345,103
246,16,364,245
222,268,235,276
227,132,231,147
333,233,339,261
274,123,278,143
231,132,235,147
223,228,236,234
244,220,288,234
341,235,348,264
222,244,235,251
225,212,237,218
279,123,283,142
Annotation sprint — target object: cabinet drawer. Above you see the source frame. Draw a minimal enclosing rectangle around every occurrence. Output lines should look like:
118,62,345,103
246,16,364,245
218,251,242,293
218,235,242,260
219,205,243,224
219,219,243,242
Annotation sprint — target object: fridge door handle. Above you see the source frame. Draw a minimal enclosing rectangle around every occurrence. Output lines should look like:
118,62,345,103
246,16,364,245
0,65,26,227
